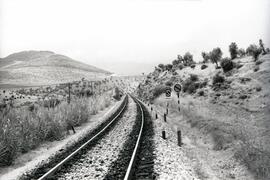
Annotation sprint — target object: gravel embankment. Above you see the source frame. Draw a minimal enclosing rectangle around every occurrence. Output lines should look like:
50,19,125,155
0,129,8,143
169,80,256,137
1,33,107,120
55,96,137,179
145,103,199,180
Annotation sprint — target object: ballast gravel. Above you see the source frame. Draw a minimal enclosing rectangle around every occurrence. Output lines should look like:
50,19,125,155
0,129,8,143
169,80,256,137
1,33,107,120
147,105,199,180
56,97,137,180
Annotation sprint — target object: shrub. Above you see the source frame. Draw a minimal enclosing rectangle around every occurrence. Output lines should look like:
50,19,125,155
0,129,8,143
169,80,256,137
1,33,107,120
172,59,181,66
239,94,248,99
220,58,234,72
182,74,200,94
246,44,261,61
201,64,208,70
183,80,198,94
235,63,243,69
255,86,262,92
165,80,173,87
213,73,225,85
158,64,165,71
190,74,199,81
255,61,263,65
229,42,238,59
200,79,208,88
152,85,167,99
165,64,173,71
178,64,184,70
254,66,260,72
190,64,196,69
238,48,246,57
198,90,204,96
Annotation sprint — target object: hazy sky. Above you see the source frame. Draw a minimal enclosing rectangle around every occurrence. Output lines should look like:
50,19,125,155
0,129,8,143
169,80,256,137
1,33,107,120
0,0,269,75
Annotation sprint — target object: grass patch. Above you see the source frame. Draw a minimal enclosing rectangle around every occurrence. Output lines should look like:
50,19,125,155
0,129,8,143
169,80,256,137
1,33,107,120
0,93,112,166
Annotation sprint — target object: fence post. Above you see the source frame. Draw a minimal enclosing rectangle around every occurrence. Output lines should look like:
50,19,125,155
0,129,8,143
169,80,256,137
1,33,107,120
68,83,71,104
164,113,166,122
156,113,158,119
166,108,168,115
162,131,166,139
177,130,182,146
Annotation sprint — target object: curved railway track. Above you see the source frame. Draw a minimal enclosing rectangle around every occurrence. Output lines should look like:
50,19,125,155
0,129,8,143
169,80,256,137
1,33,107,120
21,94,155,180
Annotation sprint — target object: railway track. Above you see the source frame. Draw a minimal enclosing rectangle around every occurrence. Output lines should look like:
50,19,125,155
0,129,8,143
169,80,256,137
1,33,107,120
20,94,155,180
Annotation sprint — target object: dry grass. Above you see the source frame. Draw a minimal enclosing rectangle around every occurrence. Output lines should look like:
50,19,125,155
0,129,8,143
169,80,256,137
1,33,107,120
155,97,270,179
0,93,111,166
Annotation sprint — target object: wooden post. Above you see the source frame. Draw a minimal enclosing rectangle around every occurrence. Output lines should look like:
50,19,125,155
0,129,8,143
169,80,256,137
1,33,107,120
164,113,166,122
178,100,180,104
178,107,180,112
162,131,166,139
71,126,76,134
68,83,71,104
156,113,158,119
177,130,182,146
166,108,168,115
151,107,153,111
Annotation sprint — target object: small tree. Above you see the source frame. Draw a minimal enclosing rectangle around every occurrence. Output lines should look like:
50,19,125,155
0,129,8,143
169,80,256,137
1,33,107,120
158,64,165,71
229,42,238,59
259,39,266,54
220,57,234,72
238,48,246,57
165,64,173,71
201,52,210,63
183,52,194,66
177,55,184,63
246,44,261,61
172,59,180,66
209,47,223,67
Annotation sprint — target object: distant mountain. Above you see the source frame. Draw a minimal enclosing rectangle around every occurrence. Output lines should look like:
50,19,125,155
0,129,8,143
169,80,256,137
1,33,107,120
0,51,111,87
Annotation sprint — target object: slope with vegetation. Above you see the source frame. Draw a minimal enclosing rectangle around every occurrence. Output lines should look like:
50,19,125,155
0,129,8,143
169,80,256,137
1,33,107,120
0,51,111,87
135,39,270,179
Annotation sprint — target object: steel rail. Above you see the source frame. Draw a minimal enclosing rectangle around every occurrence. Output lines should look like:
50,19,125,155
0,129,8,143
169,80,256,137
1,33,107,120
38,95,128,180
123,96,145,180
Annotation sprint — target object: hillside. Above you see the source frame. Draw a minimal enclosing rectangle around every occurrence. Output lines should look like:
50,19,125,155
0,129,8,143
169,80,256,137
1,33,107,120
0,51,111,87
135,54,270,179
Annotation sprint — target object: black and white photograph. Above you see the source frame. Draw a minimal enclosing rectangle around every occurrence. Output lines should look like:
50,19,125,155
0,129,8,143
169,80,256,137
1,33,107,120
0,0,269,179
